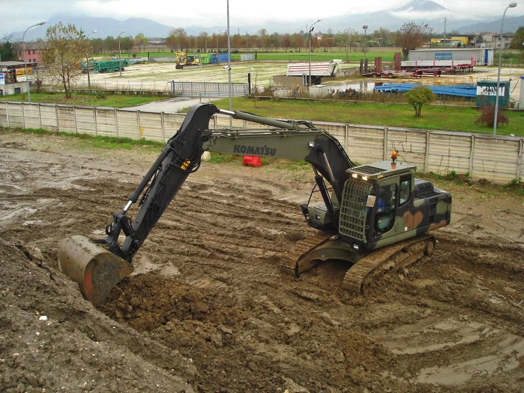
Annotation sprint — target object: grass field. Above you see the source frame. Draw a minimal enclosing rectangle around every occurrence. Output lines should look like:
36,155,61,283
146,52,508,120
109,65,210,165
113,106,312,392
0,92,166,108
92,49,397,62
212,98,524,136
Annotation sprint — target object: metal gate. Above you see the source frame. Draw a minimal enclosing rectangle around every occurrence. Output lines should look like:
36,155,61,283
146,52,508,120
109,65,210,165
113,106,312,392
170,81,249,98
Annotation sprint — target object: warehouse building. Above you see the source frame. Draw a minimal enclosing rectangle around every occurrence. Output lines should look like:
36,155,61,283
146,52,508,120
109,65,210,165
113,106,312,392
408,48,494,66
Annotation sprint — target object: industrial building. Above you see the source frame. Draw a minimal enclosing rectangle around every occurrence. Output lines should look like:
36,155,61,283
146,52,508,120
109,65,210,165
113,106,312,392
0,61,31,96
408,48,494,66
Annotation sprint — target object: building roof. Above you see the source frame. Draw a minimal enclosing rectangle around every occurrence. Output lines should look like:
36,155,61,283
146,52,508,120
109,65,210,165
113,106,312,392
411,48,488,52
0,61,30,68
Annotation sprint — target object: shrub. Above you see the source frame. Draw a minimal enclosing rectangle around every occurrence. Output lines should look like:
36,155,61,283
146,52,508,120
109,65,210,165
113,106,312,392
474,105,509,128
405,86,435,117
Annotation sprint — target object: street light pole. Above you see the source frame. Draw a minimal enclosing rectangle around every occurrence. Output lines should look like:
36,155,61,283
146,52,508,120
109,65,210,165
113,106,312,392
308,19,321,87
86,30,97,89
227,0,232,127
118,30,126,77
344,28,350,63
494,2,517,137
362,25,368,61
22,21,45,103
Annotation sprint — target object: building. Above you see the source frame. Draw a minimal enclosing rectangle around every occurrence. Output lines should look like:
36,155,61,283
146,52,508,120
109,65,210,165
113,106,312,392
482,33,514,49
17,43,43,64
408,48,494,66
0,61,32,96
430,35,476,48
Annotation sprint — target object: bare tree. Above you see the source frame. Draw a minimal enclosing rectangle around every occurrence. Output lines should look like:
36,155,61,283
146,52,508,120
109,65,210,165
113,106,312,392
42,22,91,98
394,22,432,60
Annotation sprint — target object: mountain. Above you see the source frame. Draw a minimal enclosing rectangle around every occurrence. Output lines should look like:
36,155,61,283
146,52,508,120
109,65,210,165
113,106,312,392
394,0,449,13
12,14,174,41
456,15,524,34
9,1,523,41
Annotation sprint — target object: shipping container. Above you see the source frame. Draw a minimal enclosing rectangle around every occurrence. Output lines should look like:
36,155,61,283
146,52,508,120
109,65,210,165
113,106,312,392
476,80,511,107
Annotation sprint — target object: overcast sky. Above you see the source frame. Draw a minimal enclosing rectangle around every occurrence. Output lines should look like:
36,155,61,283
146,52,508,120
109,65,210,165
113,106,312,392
1,0,523,37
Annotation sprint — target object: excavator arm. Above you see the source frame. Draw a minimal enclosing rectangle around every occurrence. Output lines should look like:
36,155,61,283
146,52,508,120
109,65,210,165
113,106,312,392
58,103,354,304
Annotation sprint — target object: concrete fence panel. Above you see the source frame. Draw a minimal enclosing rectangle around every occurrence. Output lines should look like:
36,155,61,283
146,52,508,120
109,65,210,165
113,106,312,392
116,111,141,140
75,107,96,135
96,109,117,137
388,128,427,170
0,103,8,127
1,101,522,184
39,104,58,131
138,111,163,142
472,137,520,183
345,125,385,164
57,106,76,133
428,133,475,175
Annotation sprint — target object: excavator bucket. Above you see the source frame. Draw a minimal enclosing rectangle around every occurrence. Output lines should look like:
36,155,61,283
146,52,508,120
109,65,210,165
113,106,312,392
58,235,134,306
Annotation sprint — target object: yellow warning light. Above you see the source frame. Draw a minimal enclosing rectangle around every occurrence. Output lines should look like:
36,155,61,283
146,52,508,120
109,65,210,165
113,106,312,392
391,150,398,162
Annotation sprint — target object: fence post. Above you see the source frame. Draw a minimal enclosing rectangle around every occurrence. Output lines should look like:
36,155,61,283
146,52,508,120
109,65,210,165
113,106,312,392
21,103,26,129
38,104,42,129
93,108,98,136
5,102,10,128
74,107,78,134
55,105,60,132
137,110,141,139
383,127,389,160
469,135,476,176
161,112,166,142
344,124,348,153
424,131,430,172
517,138,523,180
114,109,119,138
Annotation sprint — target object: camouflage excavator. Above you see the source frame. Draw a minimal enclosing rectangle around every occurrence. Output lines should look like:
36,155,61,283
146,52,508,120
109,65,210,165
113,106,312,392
58,104,452,305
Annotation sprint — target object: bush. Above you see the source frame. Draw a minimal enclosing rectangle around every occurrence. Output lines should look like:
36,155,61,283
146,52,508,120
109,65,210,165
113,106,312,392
405,86,435,117
474,105,509,128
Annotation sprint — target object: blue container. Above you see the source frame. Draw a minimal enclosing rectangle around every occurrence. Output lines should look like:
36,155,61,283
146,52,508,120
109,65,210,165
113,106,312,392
218,53,230,63
210,54,218,64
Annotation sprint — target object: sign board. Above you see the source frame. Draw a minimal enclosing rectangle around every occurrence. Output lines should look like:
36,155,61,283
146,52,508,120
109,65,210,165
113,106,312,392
476,85,505,96
435,53,452,61
0,73,4,85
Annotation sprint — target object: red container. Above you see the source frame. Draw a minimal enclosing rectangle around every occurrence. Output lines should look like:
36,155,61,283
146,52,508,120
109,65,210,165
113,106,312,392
242,155,262,167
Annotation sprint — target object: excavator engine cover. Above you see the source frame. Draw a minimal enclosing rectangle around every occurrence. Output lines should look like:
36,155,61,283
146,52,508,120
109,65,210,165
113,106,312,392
58,235,134,305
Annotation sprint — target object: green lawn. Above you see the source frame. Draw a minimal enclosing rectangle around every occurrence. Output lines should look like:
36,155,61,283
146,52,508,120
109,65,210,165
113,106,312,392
0,92,166,108
92,49,397,62
212,98,524,136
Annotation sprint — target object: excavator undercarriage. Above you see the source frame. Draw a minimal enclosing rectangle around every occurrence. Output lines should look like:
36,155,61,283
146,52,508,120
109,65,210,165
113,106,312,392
58,103,451,305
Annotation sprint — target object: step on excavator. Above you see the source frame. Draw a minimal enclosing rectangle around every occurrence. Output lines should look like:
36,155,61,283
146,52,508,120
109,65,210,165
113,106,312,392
58,104,452,305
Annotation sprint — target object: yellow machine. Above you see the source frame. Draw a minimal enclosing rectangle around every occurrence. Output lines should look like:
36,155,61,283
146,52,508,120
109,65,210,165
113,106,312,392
174,51,200,69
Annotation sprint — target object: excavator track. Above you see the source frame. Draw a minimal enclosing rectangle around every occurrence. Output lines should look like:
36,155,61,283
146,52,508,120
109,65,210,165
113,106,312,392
280,232,335,275
341,234,436,294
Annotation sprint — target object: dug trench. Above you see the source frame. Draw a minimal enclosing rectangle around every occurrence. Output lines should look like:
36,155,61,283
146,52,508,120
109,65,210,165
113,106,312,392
1,131,524,392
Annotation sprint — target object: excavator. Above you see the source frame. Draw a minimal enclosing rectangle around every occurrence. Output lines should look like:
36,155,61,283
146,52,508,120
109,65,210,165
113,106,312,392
58,104,452,305
174,52,200,69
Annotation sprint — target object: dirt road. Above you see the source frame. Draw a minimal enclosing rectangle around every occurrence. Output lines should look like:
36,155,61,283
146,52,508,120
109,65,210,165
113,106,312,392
1,130,524,392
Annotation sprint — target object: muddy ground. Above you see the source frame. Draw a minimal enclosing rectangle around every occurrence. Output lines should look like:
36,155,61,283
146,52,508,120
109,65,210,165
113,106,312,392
1,129,524,392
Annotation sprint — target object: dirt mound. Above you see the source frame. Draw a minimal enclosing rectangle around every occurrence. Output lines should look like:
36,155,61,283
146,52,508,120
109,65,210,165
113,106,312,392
0,239,196,393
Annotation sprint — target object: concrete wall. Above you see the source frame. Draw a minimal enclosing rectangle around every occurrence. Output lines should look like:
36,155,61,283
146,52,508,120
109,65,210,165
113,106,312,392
0,101,522,184
0,82,29,96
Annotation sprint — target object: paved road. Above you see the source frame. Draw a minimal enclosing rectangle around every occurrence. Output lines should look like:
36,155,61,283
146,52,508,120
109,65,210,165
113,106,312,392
122,96,222,113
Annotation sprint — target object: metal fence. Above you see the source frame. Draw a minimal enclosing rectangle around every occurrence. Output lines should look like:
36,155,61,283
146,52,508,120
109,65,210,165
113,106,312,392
0,101,522,184
169,81,249,98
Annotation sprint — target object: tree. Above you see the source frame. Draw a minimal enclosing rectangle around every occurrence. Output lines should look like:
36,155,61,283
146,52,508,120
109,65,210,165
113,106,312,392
394,22,432,60
405,86,435,117
42,22,91,98
134,33,148,51
166,28,188,51
510,26,524,50
0,40,15,61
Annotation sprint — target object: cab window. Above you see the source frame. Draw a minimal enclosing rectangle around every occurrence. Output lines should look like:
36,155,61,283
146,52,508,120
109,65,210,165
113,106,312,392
399,175,411,206
375,184,397,233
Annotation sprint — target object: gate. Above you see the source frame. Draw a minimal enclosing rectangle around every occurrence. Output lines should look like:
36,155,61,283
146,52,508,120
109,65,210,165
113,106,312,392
170,81,249,97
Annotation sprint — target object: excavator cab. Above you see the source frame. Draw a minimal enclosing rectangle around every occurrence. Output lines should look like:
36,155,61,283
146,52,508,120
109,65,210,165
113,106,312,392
339,160,452,252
